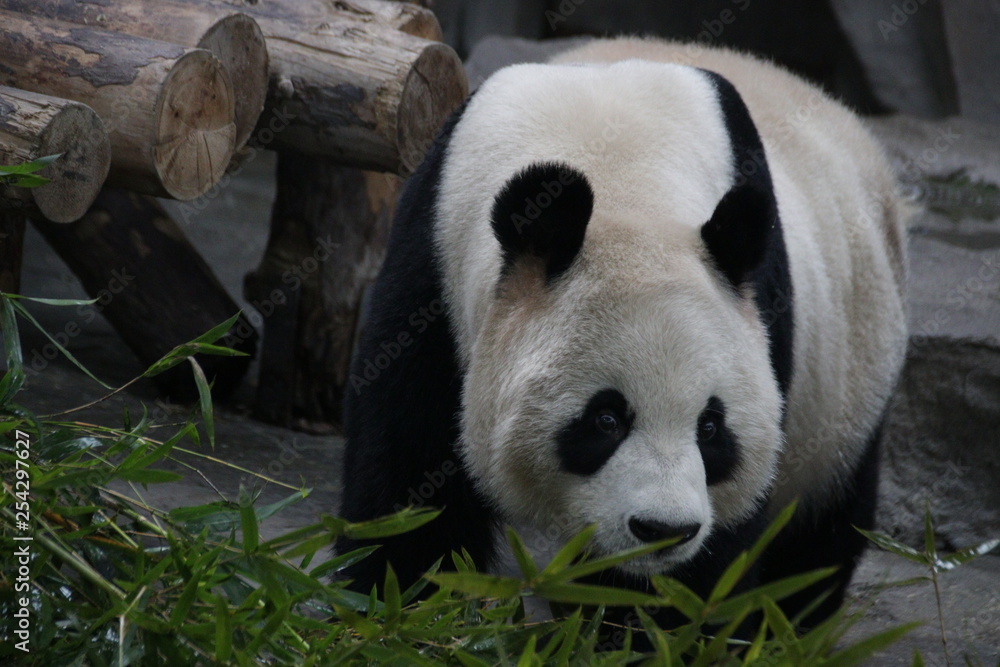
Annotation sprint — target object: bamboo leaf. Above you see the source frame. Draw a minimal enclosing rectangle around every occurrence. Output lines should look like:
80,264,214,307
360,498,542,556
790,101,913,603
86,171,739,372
214,596,232,662
383,565,402,630
192,312,242,345
534,581,661,607
516,634,538,667
1,173,49,187
142,342,246,378
426,572,523,599
554,537,684,583
742,617,769,663
339,508,441,540
506,527,538,580
0,153,62,175
707,567,837,622
650,576,706,621
935,538,1000,570
169,571,203,627
240,494,260,553
762,597,802,662
0,296,24,404
8,298,113,389
256,489,310,521
746,500,798,566
822,622,921,667
454,649,492,667
856,527,927,564
539,524,596,577
188,358,215,448
708,551,749,603
635,608,672,662
0,293,96,306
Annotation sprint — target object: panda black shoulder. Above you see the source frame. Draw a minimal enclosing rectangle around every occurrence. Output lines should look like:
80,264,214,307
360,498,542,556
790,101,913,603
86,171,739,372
699,69,795,399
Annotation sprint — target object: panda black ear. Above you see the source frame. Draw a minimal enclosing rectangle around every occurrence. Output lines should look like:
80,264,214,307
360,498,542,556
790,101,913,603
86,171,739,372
491,163,593,283
701,182,777,288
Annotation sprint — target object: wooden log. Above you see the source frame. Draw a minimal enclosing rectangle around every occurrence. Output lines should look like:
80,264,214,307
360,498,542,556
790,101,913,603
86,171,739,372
0,0,268,152
265,23,466,173
244,156,399,431
174,0,467,173
0,87,111,223
0,213,25,294
33,190,258,400
199,0,443,41
0,10,236,200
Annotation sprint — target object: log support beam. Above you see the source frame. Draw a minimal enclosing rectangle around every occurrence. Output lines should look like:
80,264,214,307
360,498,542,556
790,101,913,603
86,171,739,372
33,190,258,400
0,212,25,294
245,154,399,431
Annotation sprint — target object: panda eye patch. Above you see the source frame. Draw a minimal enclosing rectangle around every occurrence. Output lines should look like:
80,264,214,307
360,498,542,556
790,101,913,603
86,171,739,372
697,397,740,486
558,389,633,476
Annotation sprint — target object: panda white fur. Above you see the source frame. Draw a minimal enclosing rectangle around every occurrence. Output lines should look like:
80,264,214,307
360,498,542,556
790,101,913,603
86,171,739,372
338,37,908,627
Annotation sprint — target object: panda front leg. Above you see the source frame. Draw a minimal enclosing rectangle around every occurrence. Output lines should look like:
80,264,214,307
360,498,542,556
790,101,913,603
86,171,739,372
760,422,883,628
336,262,499,595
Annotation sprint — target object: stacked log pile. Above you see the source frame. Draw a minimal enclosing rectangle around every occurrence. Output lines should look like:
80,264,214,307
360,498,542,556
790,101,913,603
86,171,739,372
0,0,468,415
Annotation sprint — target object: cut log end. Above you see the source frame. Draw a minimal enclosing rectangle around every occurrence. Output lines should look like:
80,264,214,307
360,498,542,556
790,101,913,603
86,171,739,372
0,88,111,223
198,13,269,150
397,42,469,173
34,102,112,222
393,4,444,41
154,49,236,200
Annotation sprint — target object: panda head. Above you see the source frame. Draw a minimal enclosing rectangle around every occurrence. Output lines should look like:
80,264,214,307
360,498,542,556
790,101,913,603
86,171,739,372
457,121,786,575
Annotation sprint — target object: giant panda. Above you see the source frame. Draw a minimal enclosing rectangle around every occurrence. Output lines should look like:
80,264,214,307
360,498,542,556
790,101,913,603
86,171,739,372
337,37,908,628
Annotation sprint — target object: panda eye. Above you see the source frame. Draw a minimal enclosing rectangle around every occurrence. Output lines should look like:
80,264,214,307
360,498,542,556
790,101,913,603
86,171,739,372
594,410,621,435
698,417,718,443
697,402,724,445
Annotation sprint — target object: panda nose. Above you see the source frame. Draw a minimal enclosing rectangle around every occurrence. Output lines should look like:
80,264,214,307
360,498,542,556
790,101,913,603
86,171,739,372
628,517,701,546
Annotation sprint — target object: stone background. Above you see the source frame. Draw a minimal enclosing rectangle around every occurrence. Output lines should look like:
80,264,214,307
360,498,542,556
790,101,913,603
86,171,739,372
9,2,1000,664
